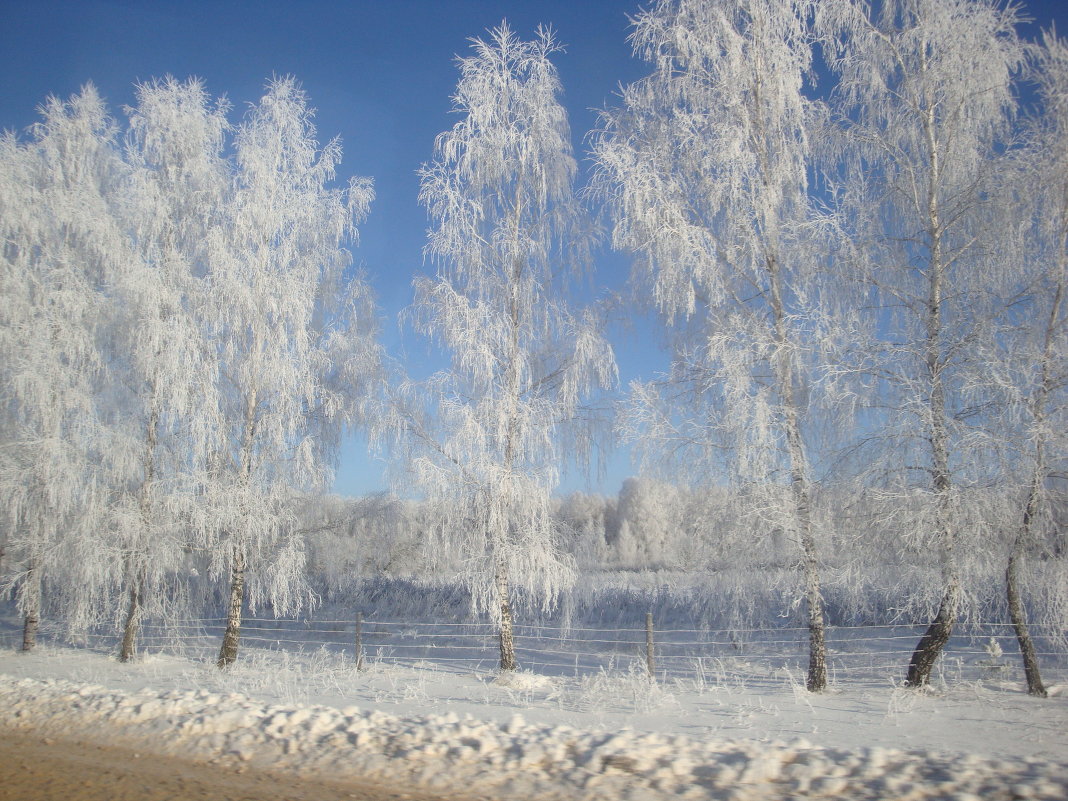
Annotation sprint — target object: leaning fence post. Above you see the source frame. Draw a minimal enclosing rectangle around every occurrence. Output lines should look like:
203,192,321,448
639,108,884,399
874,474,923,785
645,612,656,679
355,611,365,671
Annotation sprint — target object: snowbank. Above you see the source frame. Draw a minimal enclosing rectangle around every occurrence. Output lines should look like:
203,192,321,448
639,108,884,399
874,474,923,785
2,672,1066,800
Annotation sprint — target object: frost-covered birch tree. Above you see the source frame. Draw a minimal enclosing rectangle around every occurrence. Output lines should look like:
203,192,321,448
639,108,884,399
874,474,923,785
593,0,833,691
993,31,1068,697
104,77,229,661
402,23,615,671
205,78,376,667
817,0,1026,686
0,86,127,649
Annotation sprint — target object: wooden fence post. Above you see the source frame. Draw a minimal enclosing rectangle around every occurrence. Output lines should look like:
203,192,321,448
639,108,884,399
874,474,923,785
645,612,656,679
355,611,365,671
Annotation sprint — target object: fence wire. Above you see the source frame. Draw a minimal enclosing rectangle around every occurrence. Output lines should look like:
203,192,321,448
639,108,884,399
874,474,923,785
6,612,1065,688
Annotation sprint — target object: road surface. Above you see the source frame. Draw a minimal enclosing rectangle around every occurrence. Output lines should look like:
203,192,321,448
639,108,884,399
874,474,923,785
0,729,472,801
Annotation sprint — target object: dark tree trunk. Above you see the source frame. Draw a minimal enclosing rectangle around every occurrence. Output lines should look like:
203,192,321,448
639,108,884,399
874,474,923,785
21,611,38,653
905,583,957,686
219,391,256,669
495,556,517,672
118,567,145,663
801,533,827,692
21,559,41,652
121,387,159,664
1001,243,1062,698
1006,551,1047,697
217,546,246,668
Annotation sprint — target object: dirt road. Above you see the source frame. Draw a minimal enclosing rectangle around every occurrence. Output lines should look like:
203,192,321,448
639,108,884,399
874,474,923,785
0,729,465,801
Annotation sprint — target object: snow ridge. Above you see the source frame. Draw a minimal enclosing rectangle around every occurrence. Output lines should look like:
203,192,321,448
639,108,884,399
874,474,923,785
2,673,1066,800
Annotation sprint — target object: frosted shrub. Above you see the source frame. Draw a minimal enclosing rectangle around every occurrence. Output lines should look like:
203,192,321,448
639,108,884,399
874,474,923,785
572,660,679,715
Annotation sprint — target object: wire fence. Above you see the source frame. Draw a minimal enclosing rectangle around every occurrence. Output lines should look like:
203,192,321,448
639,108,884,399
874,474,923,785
10,612,1066,688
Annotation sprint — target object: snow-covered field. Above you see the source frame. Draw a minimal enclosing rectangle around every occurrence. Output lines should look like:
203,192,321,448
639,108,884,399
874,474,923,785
3,624,1067,800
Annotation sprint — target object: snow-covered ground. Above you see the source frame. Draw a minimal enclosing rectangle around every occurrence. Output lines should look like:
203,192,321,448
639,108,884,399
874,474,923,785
2,630,1067,800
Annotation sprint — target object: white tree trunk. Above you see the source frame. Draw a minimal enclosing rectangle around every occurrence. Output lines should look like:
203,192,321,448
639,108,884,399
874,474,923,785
494,553,517,671
119,391,160,663
907,144,959,686
769,255,827,692
218,392,256,669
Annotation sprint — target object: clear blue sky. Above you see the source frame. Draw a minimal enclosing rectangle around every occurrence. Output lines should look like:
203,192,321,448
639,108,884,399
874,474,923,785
2,0,1066,498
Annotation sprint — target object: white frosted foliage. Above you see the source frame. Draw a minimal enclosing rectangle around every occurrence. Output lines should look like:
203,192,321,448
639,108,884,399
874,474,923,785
401,23,615,657
0,86,129,641
592,0,834,690
102,77,231,658
0,74,380,661
204,77,377,664
816,0,1029,685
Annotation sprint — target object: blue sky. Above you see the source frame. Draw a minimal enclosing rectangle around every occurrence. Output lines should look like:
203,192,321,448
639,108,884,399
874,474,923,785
2,0,1066,498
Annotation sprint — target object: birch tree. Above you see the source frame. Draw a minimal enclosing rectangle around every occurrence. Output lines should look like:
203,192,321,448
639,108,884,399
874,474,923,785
593,0,833,690
0,87,126,649
403,23,615,671
995,31,1068,697
206,77,377,667
817,0,1027,686
105,77,229,661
